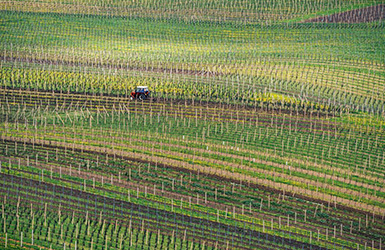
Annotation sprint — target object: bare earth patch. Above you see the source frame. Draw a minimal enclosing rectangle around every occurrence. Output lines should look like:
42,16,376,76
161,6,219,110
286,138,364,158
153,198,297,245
304,4,385,23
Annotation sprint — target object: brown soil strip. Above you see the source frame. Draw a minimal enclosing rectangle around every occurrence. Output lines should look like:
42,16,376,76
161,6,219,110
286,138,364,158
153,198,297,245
5,132,385,241
1,87,336,123
304,4,385,23
4,141,377,232
75,129,383,199
4,143,383,235
2,134,384,216
8,125,385,190
115,134,385,188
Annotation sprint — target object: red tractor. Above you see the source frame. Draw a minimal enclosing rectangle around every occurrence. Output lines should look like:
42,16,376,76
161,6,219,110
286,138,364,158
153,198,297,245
130,86,150,100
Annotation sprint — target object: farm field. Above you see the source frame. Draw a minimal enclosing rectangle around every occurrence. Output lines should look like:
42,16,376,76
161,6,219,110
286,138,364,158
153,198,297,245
1,0,385,249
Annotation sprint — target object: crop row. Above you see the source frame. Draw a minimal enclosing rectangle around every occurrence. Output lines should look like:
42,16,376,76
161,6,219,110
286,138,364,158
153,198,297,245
1,8,384,113
0,168,339,249
1,57,384,114
2,100,383,183
1,90,384,173
2,98,385,213
2,0,377,23
2,140,383,237
0,136,383,249
3,124,385,208
0,201,218,250
2,105,381,247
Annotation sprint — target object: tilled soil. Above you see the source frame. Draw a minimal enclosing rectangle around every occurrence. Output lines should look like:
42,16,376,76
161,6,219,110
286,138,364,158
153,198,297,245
304,4,385,23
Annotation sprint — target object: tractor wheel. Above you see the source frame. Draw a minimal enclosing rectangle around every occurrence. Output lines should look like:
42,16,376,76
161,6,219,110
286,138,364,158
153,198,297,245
139,94,146,100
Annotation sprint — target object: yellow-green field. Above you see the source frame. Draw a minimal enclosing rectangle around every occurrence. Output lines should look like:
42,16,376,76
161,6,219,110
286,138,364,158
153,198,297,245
1,0,385,249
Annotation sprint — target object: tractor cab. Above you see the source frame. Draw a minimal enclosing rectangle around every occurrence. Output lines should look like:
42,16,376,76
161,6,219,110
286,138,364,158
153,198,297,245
130,86,150,100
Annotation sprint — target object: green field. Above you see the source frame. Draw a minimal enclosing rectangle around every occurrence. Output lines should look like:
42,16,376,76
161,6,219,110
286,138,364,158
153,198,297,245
1,0,385,249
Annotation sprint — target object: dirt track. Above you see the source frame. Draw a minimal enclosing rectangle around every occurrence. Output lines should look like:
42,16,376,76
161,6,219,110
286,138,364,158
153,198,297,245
304,4,385,23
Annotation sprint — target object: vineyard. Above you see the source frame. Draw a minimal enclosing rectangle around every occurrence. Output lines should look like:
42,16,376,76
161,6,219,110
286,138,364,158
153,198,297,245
1,0,385,249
